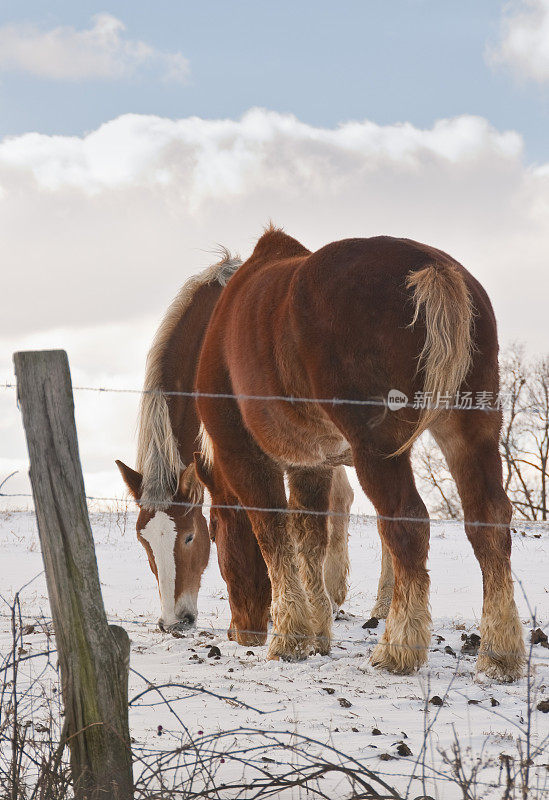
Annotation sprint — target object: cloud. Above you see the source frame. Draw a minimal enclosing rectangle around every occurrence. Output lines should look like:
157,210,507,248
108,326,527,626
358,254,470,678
487,0,549,83
0,110,523,195
1,108,548,501
0,14,189,82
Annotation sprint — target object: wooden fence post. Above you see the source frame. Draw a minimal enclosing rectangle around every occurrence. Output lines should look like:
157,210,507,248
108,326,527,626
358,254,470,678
13,350,133,800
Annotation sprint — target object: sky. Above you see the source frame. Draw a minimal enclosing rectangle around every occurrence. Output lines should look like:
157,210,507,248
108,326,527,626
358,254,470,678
1,0,549,504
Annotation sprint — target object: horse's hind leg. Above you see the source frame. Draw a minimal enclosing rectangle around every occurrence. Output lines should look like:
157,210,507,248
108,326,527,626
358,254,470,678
371,534,394,620
354,447,431,674
287,466,334,654
324,466,352,613
433,416,525,681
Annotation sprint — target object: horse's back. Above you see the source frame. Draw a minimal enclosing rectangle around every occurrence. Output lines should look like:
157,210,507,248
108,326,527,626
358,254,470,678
199,231,499,435
291,235,476,313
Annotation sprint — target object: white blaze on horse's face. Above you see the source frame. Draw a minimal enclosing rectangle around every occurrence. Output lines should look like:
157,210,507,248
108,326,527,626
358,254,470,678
139,511,198,631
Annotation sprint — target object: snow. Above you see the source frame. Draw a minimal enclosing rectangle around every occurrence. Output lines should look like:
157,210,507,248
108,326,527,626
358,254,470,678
1,509,548,798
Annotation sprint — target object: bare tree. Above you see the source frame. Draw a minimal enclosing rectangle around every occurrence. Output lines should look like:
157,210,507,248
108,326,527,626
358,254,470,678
500,345,549,521
416,344,549,521
414,435,461,519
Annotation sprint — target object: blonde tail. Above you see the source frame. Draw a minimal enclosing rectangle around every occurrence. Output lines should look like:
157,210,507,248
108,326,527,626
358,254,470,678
393,264,474,456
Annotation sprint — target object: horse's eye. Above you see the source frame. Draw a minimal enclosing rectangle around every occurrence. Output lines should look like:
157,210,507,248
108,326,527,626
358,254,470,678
185,534,194,545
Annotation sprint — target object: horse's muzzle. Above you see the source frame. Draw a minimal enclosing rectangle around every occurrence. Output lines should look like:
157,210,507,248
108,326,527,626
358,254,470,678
158,614,196,636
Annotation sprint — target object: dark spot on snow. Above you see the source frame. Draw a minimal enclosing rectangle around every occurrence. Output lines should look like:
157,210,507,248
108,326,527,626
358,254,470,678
531,628,549,648
207,646,221,658
362,617,379,629
372,728,382,735
430,695,444,706
338,697,352,708
461,632,481,655
397,743,412,756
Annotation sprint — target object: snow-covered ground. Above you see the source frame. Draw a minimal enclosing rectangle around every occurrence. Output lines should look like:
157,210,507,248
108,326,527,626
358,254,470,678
1,509,548,798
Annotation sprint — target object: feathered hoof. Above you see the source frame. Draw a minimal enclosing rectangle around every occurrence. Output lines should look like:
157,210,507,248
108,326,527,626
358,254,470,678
312,634,331,656
267,632,312,662
476,649,525,683
371,640,427,675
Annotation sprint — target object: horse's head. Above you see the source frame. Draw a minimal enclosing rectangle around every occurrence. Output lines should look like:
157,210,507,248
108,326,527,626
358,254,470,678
116,460,210,634
193,452,271,646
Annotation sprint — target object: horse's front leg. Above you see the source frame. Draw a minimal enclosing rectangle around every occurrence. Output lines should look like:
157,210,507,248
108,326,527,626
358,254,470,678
217,449,315,661
324,465,352,613
371,536,394,619
265,516,316,661
354,447,431,674
288,467,334,655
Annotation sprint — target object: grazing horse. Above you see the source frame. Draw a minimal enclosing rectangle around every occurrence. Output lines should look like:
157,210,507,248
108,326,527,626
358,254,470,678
193,226,525,681
116,251,242,632
116,251,359,638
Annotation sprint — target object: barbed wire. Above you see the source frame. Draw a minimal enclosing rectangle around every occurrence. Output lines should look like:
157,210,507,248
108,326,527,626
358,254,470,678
3,379,546,415
2,378,548,529
1,359,547,797
1,488,549,529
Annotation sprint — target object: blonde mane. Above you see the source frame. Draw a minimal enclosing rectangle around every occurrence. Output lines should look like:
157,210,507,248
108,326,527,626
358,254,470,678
136,249,242,508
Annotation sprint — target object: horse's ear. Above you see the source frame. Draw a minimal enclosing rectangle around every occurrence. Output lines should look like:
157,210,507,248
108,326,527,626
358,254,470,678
178,462,204,505
115,460,143,501
193,451,214,494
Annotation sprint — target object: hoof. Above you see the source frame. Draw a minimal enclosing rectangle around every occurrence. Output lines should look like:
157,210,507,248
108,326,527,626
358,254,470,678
476,650,525,683
312,635,331,656
371,640,427,675
267,632,311,661
335,608,355,621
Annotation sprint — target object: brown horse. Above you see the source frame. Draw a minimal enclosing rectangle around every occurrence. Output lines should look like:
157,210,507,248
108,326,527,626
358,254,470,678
116,251,242,633
116,251,359,637
193,226,525,681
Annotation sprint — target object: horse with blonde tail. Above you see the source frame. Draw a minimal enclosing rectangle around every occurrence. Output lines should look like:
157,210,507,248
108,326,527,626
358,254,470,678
193,227,525,681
